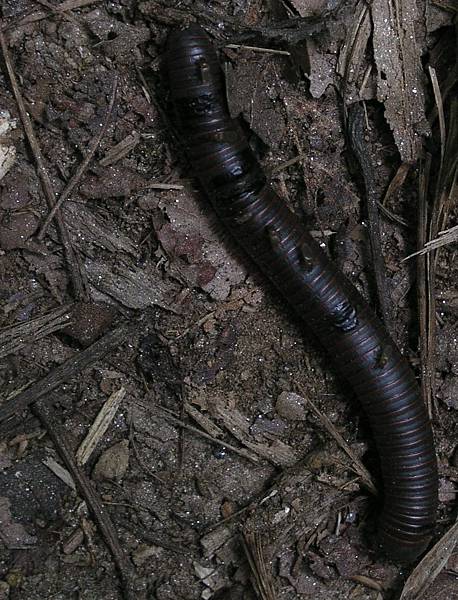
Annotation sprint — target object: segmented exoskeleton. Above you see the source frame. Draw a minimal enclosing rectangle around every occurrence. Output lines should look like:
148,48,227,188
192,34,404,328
166,25,438,562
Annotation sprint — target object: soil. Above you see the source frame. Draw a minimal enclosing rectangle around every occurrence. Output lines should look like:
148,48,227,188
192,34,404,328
0,1,456,600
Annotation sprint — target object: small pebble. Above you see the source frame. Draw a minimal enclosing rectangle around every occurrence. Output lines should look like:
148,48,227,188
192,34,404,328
92,439,129,481
276,391,308,421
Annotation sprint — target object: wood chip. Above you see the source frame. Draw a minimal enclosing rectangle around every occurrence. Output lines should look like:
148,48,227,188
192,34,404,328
184,402,224,439
0,305,72,359
76,387,126,465
43,457,76,490
85,259,181,312
99,131,141,167
62,528,85,555
214,403,298,467
399,516,458,600
65,202,138,256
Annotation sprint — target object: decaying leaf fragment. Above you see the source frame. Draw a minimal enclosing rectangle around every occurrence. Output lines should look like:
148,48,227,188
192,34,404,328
372,0,429,162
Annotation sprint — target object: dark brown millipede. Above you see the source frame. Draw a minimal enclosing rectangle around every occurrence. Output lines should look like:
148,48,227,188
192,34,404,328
166,24,438,562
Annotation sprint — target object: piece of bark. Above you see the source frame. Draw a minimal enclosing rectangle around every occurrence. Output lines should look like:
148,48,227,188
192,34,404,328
0,305,72,359
85,259,181,312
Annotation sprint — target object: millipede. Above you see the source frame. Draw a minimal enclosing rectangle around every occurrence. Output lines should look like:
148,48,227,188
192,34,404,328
166,24,438,562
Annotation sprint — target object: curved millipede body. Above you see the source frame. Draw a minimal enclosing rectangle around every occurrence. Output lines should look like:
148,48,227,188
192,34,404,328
166,25,438,562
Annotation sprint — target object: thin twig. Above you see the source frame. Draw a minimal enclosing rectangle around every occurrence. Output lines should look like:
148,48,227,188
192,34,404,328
339,2,370,114
381,163,410,207
271,152,307,173
38,76,118,240
32,0,81,26
115,516,193,555
417,155,434,418
0,323,132,424
33,398,136,599
376,200,410,228
138,182,184,191
420,83,458,416
128,411,166,484
297,385,377,495
0,23,89,300
403,222,458,260
428,66,446,169
431,0,457,10
225,44,290,56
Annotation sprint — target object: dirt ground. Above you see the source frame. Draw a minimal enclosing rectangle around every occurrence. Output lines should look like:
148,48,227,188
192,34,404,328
0,1,456,599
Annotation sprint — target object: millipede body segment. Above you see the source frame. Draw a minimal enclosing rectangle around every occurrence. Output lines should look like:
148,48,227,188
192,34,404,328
166,25,438,562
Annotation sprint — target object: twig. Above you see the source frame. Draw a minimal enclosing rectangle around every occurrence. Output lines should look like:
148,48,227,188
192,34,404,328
0,23,89,301
138,182,184,191
271,152,307,173
403,222,458,260
419,80,458,416
204,504,252,532
417,155,435,418
376,200,410,228
33,398,136,599
32,0,81,26
431,0,457,10
225,44,290,56
381,163,410,207
0,323,132,424
38,76,118,240
115,516,194,555
428,66,446,169
297,385,377,495
0,305,73,359
339,2,371,111
128,411,166,484
349,575,384,593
